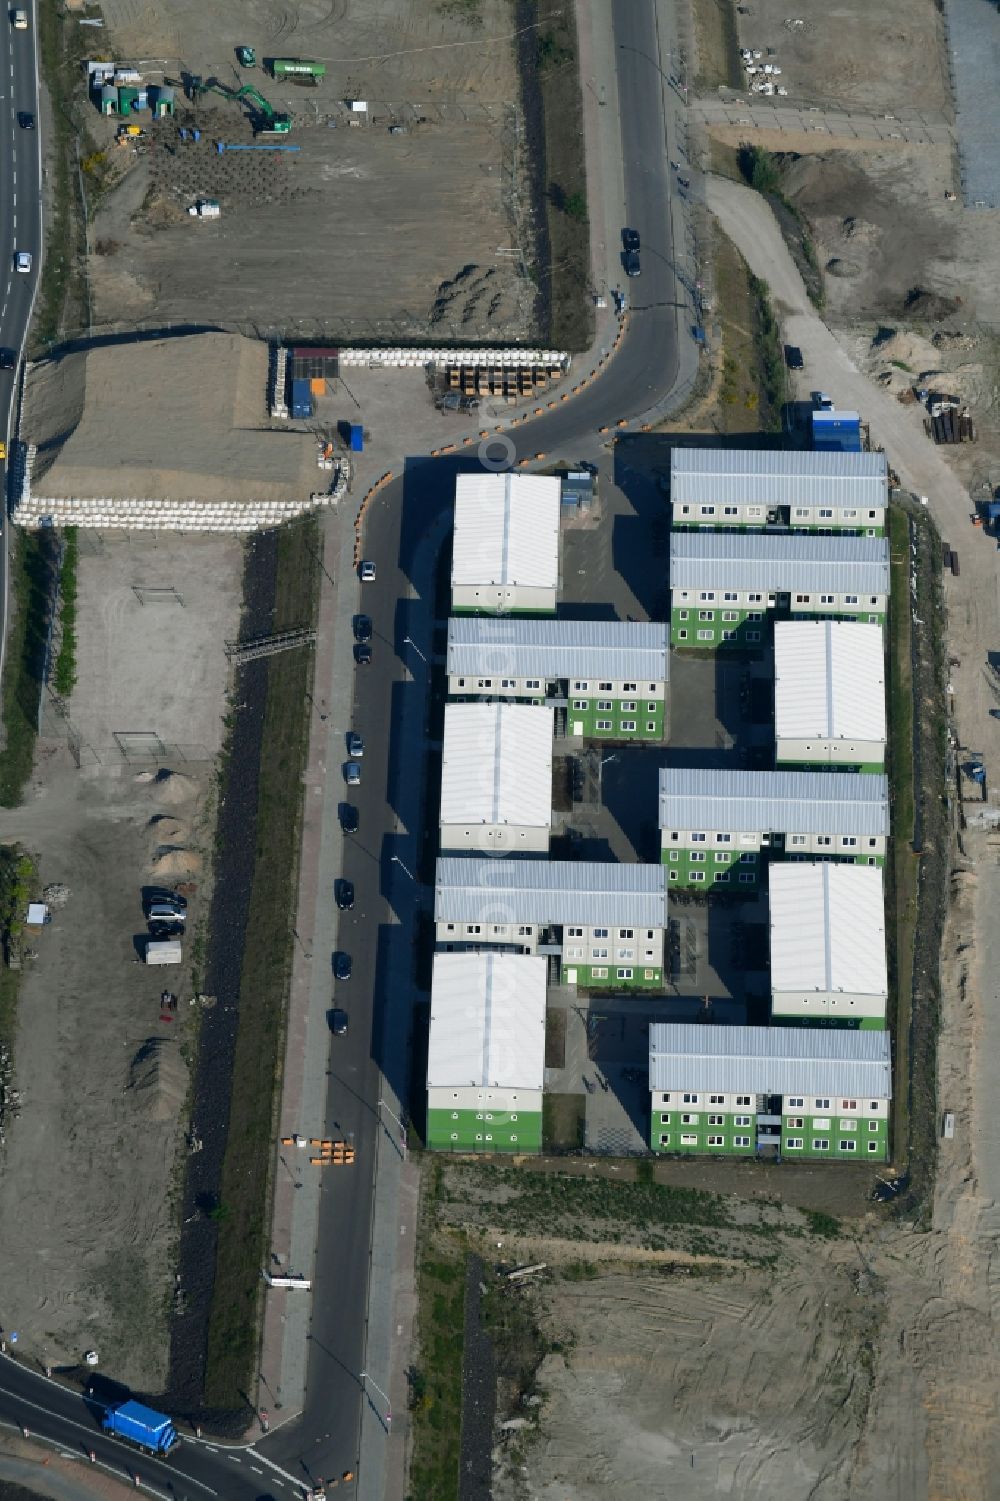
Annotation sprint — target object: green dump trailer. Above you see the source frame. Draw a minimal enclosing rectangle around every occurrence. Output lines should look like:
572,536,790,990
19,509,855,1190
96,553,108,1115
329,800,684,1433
271,58,326,81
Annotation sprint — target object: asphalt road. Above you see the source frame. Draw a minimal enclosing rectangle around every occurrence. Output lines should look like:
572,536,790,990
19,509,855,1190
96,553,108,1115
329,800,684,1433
0,1,689,1496
260,0,689,1489
0,0,42,687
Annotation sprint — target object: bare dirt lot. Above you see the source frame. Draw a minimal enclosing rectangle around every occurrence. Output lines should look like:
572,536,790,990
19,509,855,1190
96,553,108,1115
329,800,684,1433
85,0,535,340
730,0,950,117
0,535,241,1386
424,1147,1000,1501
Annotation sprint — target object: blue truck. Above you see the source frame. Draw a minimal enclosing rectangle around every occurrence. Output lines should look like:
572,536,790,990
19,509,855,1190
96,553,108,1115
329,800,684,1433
101,1400,179,1456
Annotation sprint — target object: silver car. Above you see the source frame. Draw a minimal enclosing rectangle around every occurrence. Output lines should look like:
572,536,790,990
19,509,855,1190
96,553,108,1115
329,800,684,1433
345,761,361,786
360,560,376,582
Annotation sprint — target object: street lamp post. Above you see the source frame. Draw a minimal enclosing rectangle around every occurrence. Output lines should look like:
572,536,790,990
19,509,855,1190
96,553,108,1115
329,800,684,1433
402,635,427,664
378,1095,408,1156
361,1371,392,1430
390,853,416,883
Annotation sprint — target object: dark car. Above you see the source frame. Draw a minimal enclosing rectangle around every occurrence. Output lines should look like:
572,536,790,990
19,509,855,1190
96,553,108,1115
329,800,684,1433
148,919,184,939
329,1008,349,1036
143,888,187,915
341,804,359,834
623,249,641,278
336,879,355,911
355,642,372,666
18,112,34,130
622,228,640,252
784,344,804,370
0,349,15,370
354,614,373,642
334,951,352,982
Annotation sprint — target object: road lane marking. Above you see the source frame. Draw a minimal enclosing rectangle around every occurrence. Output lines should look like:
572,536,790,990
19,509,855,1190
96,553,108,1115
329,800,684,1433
246,1446,307,1490
0,1402,217,1497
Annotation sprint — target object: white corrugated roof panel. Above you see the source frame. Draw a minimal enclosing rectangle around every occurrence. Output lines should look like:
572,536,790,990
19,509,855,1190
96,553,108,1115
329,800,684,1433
648,1022,891,1098
427,951,547,1089
658,767,889,837
669,531,890,596
440,703,553,829
452,473,560,589
670,446,886,510
774,620,886,744
446,617,669,682
435,858,668,928
769,862,887,999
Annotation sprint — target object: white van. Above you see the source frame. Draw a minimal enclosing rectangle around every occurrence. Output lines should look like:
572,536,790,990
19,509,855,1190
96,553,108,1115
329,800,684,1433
145,938,182,965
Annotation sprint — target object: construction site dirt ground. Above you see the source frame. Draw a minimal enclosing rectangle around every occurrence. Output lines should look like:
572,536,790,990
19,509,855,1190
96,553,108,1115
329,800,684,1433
84,0,534,341
697,0,1000,474
0,535,241,1387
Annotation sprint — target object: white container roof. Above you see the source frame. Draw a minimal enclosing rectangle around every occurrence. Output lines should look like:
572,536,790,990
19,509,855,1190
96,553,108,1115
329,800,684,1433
669,531,890,596
446,617,669,682
670,446,886,510
451,472,560,590
648,1022,891,1098
440,702,553,829
427,951,547,1089
658,767,890,837
775,620,886,744
435,857,668,928
769,861,887,999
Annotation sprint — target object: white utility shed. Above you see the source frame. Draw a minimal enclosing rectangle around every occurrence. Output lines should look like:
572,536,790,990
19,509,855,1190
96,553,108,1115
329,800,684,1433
451,472,560,614
774,620,886,768
439,702,553,853
769,861,887,1024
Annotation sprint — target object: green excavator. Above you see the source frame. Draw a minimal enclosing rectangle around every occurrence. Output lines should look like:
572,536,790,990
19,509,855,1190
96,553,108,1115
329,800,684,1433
192,76,291,134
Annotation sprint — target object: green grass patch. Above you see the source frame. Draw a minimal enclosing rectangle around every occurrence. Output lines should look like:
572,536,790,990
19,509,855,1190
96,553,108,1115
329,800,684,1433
886,504,915,1165
0,846,36,1055
52,527,79,699
35,0,90,349
693,0,741,89
520,0,594,352
0,531,60,807
203,519,321,1408
803,1209,841,1239
748,272,787,429
542,1093,585,1150
407,1168,466,1501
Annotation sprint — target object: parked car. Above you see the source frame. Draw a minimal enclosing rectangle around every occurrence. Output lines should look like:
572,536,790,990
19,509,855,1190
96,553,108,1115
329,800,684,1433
347,731,364,758
336,879,355,911
341,804,359,834
147,901,186,924
144,887,187,912
355,642,372,666
623,249,641,278
360,560,376,582
148,919,184,939
345,760,361,786
621,228,640,252
784,344,804,370
354,614,373,642
329,1008,349,1036
334,951,352,982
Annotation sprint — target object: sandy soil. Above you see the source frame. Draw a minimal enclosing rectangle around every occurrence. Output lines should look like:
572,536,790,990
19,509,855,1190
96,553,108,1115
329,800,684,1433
732,0,950,117
0,537,242,1387
25,335,320,506
84,0,534,340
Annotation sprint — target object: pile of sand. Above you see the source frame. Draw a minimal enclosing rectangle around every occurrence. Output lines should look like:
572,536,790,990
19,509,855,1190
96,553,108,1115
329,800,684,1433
126,1038,187,1123
150,850,203,878
152,769,198,807
870,327,940,369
